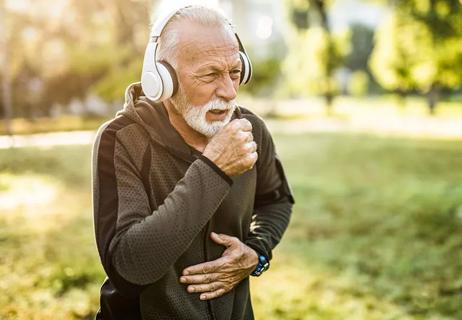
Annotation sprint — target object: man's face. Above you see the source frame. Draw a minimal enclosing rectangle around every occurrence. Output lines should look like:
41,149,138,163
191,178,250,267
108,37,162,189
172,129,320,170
170,21,242,137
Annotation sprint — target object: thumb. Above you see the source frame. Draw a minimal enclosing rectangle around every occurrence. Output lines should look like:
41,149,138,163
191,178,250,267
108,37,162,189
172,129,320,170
210,232,234,247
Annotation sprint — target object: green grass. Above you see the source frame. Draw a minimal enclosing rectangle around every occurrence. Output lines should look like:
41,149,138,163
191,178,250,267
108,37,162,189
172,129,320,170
1,133,461,319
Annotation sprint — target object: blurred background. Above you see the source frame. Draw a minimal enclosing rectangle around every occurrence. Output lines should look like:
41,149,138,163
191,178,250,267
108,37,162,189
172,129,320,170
1,0,462,319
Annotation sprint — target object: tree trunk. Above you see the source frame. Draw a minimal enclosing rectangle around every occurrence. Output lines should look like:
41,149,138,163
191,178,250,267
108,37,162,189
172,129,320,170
310,0,336,115
1,63,13,136
325,92,334,116
0,0,14,139
395,89,407,108
427,85,439,115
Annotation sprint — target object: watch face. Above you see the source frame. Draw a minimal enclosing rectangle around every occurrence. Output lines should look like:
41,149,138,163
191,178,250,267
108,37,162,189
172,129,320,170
251,255,270,277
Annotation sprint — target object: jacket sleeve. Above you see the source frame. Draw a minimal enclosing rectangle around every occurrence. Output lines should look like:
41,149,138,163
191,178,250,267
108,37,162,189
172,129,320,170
92,124,232,288
244,121,294,261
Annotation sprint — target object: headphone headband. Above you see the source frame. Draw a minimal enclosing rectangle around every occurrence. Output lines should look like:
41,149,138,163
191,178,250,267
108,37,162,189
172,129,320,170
150,7,185,39
141,5,252,102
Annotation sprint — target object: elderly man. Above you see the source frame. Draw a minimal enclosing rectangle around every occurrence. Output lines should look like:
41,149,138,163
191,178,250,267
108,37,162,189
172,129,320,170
92,5,294,320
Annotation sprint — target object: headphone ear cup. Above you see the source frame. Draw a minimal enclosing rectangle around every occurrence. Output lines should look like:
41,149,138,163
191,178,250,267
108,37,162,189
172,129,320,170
239,51,252,85
141,42,164,101
141,71,162,101
142,62,177,103
157,61,178,100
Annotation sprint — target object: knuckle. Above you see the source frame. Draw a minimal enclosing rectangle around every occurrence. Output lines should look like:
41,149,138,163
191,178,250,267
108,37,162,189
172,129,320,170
245,132,253,142
242,118,252,127
244,156,254,167
238,131,247,142
229,119,239,128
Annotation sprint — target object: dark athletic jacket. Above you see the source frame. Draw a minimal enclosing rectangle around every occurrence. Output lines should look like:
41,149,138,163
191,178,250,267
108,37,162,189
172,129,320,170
91,82,294,319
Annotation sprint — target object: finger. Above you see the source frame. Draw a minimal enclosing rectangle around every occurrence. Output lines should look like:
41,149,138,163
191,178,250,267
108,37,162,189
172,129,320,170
239,131,253,143
245,132,253,143
249,151,258,163
200,288,227,301
247,152,258,170
187,281,224,293
238,119,252,132
212,233,238,247
180,273,220,284
210,232,227,246
183,257,226,275
244,141,257,153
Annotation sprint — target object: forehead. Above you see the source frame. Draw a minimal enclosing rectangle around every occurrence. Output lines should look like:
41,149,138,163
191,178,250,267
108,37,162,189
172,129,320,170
175,22,240,69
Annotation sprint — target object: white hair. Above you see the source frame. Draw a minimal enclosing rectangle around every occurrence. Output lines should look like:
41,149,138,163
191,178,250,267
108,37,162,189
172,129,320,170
154,5,236,68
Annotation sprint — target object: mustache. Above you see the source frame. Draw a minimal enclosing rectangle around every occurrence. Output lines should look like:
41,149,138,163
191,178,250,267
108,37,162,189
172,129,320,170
204,99,237,112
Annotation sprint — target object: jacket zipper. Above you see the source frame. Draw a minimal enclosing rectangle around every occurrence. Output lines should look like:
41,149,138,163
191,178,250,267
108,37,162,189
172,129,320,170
203,220,216,320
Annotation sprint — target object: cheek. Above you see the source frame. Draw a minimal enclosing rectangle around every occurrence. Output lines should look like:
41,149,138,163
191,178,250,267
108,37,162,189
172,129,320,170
234,79,240,91
184,83,217,106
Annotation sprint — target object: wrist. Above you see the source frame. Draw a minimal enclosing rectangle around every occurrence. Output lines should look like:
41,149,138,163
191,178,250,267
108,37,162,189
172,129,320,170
249,247,259,269
196,154,233,186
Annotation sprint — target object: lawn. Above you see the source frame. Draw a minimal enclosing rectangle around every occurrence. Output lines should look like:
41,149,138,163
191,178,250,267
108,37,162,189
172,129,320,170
0,132,461,319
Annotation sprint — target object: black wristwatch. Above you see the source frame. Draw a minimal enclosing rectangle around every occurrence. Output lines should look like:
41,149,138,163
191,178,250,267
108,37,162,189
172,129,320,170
251,255,270,277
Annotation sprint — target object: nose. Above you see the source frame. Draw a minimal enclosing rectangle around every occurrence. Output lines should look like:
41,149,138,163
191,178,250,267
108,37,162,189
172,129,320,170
216,74,237,102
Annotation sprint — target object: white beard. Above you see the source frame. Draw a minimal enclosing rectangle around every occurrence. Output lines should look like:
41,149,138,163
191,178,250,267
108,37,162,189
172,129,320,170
172,93,236,138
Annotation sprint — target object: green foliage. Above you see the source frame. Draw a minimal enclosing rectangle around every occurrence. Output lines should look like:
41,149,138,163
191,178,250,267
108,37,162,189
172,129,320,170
282,27,350,98
370,1,462,96
369,12,418,93
349,71,369,97
240,57,282,96
2,0,152,117
282,0,350,104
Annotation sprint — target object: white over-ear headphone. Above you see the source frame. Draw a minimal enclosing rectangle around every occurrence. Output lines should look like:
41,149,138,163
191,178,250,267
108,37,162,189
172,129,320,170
141,6,253,103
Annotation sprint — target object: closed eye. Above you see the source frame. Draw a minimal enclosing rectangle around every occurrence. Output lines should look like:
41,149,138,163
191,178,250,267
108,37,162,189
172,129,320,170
230,69,241,79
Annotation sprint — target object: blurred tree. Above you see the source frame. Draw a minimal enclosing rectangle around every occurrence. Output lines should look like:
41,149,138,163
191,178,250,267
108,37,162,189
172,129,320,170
349,70,369,97
370,0,462,114
369,12,417,103
345,24,374,74
57,0,152,104
0,0,13,135
1,0,153,119
283,0,349,113
344,23,377,95
241,56,282,96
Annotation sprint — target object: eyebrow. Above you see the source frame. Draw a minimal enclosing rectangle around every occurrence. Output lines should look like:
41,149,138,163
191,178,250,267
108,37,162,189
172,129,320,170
196,61,242,74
